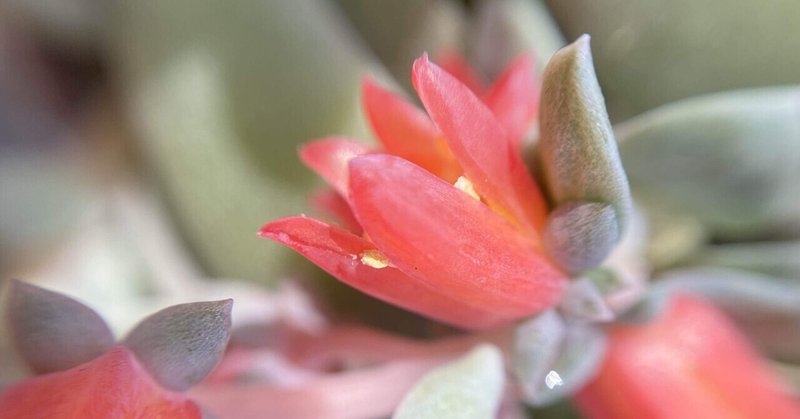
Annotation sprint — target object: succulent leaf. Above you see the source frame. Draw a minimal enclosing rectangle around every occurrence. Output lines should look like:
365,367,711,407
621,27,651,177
4,280,114,374
512,310,607,406
538,35,632,271
617,86,800,239
543,201,619,275
393,344,505,419
123,300,233,391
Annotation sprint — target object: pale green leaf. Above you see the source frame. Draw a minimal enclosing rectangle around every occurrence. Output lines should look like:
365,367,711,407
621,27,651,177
511,310,607,406
393,344,505,419
617,86,800,239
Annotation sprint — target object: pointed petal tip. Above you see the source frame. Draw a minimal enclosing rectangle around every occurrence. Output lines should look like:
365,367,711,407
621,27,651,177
411,53,433,87
298,137,371,196
258,216,307,241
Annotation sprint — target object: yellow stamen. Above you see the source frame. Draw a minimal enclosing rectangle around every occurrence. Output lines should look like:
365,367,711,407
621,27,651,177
360,249,389,269
454,176,480,201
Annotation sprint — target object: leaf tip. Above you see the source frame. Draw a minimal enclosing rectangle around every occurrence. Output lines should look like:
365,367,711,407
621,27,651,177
4,279,114,374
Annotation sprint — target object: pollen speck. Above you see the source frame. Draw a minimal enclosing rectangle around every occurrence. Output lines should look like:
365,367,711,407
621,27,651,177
360,249,389,269
454,176,480,200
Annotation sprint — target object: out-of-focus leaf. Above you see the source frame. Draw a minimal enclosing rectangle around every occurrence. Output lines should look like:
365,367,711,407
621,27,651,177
651,267,800,362
689,240,800,279
617,87,800,240
538,35,631,273
0,26,99,270
393,344,505,419
112,0,389,284
557,277,614,322
640,199,708,270
0,155,96,269
513,312,607,407
123,300,233,391
3,280,114,374
472,0,565,78
335,0,466,88
511,311,563,400
546,0,800,121
2,0,108,52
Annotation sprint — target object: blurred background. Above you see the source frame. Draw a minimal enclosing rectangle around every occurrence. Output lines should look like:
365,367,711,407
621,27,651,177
1,0,799,391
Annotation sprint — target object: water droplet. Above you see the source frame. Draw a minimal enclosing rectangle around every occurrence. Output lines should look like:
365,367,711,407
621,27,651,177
544,370,563,389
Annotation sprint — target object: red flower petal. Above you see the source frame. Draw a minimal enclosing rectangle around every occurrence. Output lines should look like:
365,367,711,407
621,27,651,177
576,295,800,419
436,50,487,96
310,188,363,234
412,54,548,236
362,77,461,182
482,55,540,151
0,347,201,418
348,154,565,319
299,137,372,197
259,216,512,329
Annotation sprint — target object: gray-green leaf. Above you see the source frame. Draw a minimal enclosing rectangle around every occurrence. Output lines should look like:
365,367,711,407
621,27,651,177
3,279,114,374
543,201,619,275
557,276,615,322
123,299,233,391
617,86,800,239
393,344,505,419
511,311,607,406
538,35,632,273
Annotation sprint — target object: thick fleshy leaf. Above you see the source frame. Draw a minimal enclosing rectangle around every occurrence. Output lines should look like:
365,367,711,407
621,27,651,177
517,322,607,407
412,54,549,236
690,240,800,279
617,86,800,239
482,54,540,149
393,344,505,419
259,216,515,329
299,137,372,197
4,280,115,374
543,201,619,274
0,346,201,418
362,77,461,182
576,295,800,419
547,0,800,121
115,0,387,285
557,277,615,322
511,310,565,404
348,154,565,318
538,35,631,234
123,300,233,391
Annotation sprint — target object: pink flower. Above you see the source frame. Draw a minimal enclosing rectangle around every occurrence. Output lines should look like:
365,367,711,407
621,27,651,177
261,53,566,329
0,347,202,419
575,295,800,419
